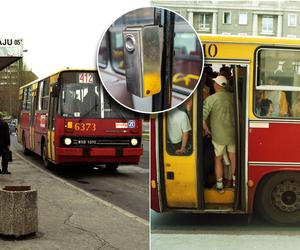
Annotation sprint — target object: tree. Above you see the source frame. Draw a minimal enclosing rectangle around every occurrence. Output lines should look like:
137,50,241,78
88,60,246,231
0,59,38,118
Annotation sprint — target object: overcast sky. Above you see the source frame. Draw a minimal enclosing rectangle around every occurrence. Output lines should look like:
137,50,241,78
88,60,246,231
1,0,149,78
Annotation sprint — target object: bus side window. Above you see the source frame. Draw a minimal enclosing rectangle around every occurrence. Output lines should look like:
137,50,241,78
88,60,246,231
41,80,50,110
37,81,43,111
22,88,27,110
166,98,193,156
256,48,300,118
26,87,32,111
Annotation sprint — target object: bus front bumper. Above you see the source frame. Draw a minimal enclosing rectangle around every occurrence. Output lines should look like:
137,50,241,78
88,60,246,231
55,147,143,164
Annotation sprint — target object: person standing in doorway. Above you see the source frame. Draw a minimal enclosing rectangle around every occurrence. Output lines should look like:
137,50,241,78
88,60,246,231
203,76,236,193
0,113,11,174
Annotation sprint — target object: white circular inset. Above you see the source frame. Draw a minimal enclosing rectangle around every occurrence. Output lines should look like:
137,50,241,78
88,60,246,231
97,6,204,114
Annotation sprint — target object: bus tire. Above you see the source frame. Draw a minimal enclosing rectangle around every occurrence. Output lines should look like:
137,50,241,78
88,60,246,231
22,133,30,155
105,163,119,170
42,141,51,168
256,171,300,226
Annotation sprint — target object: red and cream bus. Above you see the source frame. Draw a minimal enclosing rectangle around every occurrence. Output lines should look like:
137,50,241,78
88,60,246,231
18,69,143,169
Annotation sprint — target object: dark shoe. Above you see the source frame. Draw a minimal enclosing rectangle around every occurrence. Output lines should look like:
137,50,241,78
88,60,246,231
2,171,11,174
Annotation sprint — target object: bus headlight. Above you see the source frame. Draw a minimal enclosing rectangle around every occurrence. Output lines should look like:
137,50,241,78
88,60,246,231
130,138,138,146
64,138,72,146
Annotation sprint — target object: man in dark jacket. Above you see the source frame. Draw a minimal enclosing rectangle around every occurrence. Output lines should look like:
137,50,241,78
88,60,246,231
0,113,11,174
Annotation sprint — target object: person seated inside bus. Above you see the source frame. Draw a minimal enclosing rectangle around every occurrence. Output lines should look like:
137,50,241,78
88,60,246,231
262,76,289,117
203,75,236,193
82,88,99,115
259,99,273,117
167,98,192,155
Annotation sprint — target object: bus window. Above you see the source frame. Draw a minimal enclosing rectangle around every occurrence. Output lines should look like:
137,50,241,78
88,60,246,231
61,84,100,118
26,87,32,111
40,81,50,110
60,72,100,118
22,88,28,110
172,15,202,95
256,48,300,118
37,81,43,111
111,32,125,72
103,91,138,119
98,34,108,68
166,97,193,156
110,8,155,74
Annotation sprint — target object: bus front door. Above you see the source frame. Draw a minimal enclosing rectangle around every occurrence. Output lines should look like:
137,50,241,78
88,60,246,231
161,94,203,209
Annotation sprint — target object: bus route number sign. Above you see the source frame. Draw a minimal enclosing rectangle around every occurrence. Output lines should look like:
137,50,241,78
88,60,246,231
79,73,93,83
203,43,218,58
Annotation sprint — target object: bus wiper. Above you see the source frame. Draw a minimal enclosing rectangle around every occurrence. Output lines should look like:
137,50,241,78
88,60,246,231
77,103,99,123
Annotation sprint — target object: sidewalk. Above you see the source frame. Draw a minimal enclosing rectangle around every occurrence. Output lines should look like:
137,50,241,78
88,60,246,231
0,152,149,250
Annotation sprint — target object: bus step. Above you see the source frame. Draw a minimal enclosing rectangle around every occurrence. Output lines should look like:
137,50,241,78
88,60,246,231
204,188,234,204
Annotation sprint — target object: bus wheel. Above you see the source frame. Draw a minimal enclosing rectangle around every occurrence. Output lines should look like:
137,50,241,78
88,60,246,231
42,142,51,168
22,133,30,155
256,171,300,225
105,163,119,170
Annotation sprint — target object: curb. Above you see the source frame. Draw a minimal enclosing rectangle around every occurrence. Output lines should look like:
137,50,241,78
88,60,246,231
13,151,149,226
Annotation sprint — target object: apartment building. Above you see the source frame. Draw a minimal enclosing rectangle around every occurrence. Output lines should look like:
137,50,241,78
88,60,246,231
152,0,300,37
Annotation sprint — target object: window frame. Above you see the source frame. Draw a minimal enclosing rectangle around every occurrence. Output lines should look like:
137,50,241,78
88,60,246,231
288,13,297,27
41,79,50,111
199,13,210,31
261,16,274,34
254,46,300,120
223,11,231,25
107,8,156,75
98,33,109,69
109,27,126,75
239,13,248,25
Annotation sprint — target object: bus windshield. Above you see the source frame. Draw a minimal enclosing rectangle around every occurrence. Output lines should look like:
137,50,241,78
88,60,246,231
60,83,100,118
103,91,138,119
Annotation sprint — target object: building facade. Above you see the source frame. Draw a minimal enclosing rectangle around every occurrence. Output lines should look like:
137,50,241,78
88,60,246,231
152,0,300,37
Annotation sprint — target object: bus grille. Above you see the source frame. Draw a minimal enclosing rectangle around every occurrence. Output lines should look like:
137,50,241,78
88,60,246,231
61,137,133,147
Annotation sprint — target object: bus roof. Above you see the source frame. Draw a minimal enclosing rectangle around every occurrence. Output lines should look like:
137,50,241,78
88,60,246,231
20,68,96,89
199,34,300,46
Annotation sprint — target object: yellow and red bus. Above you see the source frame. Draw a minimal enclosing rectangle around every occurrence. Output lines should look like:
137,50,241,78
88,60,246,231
151,35,300,225
18,69,143,169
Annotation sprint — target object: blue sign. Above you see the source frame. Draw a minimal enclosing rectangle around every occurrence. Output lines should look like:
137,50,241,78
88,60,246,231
128,120,136,128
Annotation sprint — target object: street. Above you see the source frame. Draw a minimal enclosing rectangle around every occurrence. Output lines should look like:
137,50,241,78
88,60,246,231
10,134,149,221
151,211,300,250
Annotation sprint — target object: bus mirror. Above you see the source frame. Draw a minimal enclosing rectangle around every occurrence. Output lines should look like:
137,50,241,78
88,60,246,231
123,26,163,98
51,84,60,97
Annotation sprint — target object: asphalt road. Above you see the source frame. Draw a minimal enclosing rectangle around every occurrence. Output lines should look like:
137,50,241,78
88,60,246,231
151,204,300,249
11,134,149,221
